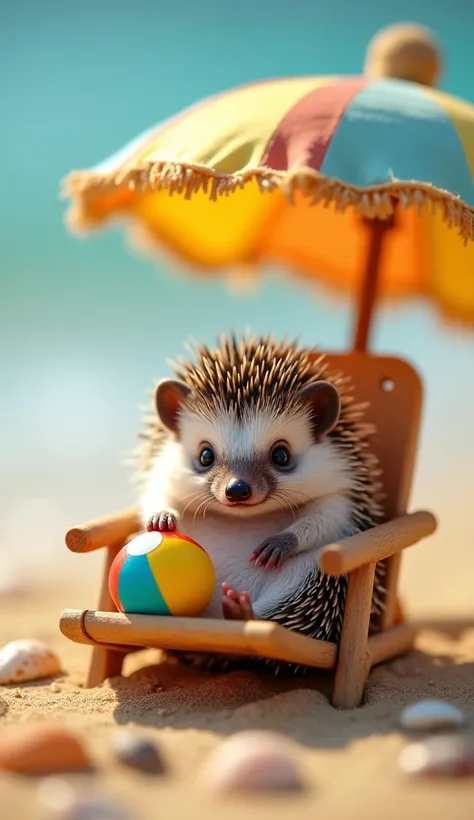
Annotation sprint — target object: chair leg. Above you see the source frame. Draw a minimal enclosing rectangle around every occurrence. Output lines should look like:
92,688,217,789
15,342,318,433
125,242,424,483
86,645,125,688
380,552,403,630
394,597,405,625
333,563,376,709
85,543,125,688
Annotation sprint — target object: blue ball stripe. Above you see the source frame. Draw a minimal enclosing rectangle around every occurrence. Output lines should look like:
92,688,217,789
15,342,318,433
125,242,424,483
118,553,171,615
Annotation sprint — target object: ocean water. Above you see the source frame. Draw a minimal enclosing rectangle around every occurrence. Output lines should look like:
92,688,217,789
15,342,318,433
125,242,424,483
1,1,473,611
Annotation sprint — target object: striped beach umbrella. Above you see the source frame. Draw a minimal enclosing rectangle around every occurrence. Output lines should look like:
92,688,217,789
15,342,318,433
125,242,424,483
63,25,474,350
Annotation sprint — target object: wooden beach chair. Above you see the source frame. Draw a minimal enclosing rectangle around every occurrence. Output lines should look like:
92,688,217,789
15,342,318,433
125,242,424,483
59,351,437,709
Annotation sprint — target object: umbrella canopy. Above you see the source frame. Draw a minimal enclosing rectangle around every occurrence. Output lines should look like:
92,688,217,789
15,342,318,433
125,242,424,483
63,34,474,349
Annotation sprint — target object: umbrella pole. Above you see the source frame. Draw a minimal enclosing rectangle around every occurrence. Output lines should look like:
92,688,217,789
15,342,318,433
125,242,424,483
352,214,396,352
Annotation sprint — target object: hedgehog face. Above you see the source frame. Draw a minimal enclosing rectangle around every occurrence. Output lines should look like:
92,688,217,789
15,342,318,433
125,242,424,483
154,377,355,518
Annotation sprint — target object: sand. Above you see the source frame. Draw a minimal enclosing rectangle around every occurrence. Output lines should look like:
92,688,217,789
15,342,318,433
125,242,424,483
0,575,473,820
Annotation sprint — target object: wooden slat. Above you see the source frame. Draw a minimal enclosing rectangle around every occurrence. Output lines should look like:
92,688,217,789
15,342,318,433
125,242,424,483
59,609,337,669
318,511,437,577
368,622,417,666
65,508,140,553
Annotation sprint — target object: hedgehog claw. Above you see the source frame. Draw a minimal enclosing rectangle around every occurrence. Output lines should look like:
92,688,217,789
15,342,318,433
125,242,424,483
146,511,177,533
251,532,298,569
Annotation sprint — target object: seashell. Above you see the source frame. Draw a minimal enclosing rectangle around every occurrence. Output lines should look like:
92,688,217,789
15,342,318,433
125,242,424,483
37,778,132,819
0,724,91,774
0,639,61,684
398,735,474,777
399,699,466,731
199,730,305,792
111,730,166,774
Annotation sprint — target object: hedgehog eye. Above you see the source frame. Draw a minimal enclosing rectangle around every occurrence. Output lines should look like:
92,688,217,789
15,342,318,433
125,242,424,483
270,444,292,470
198,446,215,469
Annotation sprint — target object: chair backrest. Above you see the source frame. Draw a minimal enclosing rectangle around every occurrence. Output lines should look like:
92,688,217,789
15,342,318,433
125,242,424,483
322,352,423,520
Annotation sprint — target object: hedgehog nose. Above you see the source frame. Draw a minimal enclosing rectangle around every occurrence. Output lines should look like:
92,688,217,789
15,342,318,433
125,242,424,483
225,478,252,502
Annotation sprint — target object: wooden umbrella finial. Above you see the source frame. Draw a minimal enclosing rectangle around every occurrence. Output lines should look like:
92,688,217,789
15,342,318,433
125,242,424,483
364,23,443,87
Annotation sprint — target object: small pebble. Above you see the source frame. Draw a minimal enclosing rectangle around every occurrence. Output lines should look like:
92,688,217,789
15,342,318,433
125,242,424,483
111,730,165,774
0,724,91,774
199,730,305,793
38,778,132,819
399,699,466,731
0,639,61,684
399,735,474,777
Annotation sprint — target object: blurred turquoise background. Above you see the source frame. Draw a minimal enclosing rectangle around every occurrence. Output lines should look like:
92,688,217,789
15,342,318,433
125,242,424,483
1,1,473,611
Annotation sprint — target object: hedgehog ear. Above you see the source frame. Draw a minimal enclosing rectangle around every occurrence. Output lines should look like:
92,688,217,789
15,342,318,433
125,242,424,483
154,379,191,435
298,381,341,437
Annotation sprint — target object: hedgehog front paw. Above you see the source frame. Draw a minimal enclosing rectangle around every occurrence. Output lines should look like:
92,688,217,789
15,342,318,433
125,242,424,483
146,511,177,533
250,532,298,570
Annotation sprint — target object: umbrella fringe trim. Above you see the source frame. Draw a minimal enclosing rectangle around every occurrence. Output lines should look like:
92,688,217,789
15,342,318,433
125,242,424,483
63,161,474,245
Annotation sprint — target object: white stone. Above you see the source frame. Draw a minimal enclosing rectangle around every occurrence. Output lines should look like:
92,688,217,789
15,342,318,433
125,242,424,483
0,639,61,684
398,736,474,777
37,778,132,819
399,699,465,731
199,730,305,792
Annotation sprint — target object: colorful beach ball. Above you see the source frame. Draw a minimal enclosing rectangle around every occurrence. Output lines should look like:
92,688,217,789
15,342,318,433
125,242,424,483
109,530,216,616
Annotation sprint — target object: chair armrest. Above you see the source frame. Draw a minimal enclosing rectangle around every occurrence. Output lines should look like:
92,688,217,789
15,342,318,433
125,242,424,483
318,510,437,577
65,507,141,553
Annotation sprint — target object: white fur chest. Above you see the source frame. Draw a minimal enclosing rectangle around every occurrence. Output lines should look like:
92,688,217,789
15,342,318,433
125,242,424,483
180,512,319,620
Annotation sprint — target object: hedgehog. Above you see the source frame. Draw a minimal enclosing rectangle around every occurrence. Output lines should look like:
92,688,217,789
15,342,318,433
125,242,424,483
135,333,386,674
